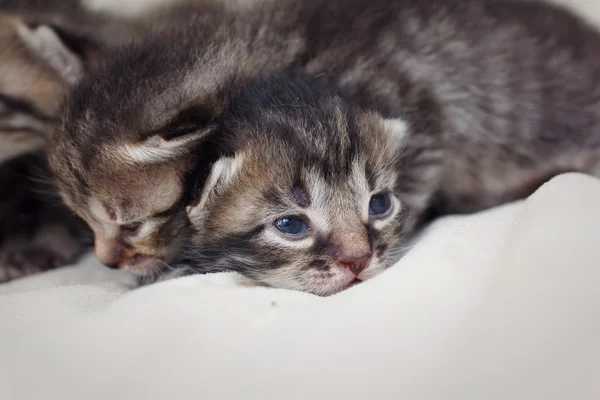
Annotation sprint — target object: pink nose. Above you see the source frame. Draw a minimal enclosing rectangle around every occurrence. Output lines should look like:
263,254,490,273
96,246,123,269
338,254,372,276
94,240,123,269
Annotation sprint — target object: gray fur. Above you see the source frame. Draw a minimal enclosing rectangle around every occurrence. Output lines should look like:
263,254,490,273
49,0,600,281
177,65,600,294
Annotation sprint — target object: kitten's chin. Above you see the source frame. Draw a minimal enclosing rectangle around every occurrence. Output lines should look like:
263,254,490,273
119,255,165,276
317,265,386,295
307,273,359,296
357,264,387,281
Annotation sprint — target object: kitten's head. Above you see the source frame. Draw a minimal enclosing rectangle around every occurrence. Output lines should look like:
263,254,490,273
185,75,423,296
46,16,228,275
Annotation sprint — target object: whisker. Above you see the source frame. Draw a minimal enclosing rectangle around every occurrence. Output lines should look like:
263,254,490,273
157,259,176,272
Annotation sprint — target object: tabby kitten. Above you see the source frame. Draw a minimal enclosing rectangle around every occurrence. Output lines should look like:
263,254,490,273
178,71,600,295
49,0,600,277
177,74,411,295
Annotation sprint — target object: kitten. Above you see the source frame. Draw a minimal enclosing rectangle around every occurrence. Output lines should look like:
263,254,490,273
179,71,600,295
49,0,600,277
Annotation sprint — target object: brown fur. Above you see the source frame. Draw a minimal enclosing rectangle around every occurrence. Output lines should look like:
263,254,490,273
50,0,600,280
171,72,600,295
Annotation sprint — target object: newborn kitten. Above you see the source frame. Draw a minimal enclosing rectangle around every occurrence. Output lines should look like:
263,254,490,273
49,0,600,277
179,71,600,295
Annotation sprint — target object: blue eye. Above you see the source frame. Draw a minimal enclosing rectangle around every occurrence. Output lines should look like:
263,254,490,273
274,217,310,236
369,193,392,217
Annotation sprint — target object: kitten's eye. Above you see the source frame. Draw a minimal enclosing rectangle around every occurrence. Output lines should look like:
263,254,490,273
274,217,310,237
121,222,142,235
369,193,392,217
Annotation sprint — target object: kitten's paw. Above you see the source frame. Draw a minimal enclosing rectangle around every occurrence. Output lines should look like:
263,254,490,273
0,245,70,283
0,223,88,284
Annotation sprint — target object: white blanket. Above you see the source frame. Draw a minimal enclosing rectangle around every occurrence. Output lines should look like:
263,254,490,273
2,1,600,398
1,173,599,399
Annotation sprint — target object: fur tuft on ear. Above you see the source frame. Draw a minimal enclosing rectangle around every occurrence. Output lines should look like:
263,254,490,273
186,155,243,221
17,23,84,85
383,118,409,159
117,124,217,164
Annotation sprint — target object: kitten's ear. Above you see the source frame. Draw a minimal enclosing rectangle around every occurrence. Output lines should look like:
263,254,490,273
17,24,84,84
186,155,243,221
120,123,218,164
383,118,409,159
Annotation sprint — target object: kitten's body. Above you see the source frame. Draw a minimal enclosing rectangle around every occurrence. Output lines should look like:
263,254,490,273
50,0,600,278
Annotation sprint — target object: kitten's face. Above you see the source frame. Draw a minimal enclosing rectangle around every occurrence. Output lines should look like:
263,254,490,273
47,30,227,274
186,77,418,296
48,148,193,274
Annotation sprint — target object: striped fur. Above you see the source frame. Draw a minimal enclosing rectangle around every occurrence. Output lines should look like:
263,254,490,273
180,75,414,295
50,0,600,280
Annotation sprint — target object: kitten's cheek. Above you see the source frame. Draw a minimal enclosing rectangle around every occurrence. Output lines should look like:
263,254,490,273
357,261,387,280
371,200,402,230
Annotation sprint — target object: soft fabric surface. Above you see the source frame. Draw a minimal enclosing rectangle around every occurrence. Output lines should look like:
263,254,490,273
2,1,600,399
1,173,599,399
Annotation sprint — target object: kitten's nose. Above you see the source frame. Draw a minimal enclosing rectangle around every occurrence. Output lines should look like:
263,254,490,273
94,239,123,269
338,253,372,276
